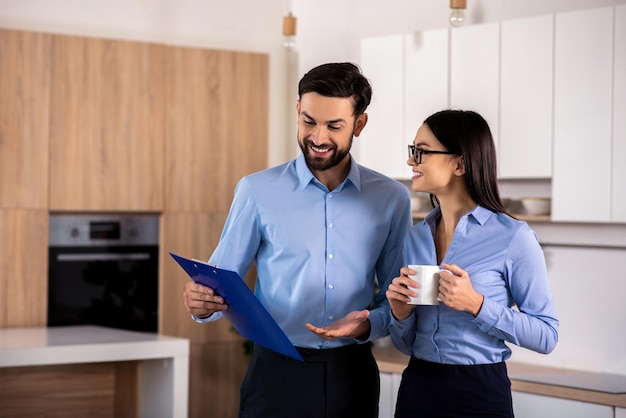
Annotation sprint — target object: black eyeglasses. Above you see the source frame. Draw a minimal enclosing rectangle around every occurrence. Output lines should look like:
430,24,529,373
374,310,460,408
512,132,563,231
408,145,458,165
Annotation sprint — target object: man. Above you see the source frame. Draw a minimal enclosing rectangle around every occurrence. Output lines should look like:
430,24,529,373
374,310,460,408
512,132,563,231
183,62,412,418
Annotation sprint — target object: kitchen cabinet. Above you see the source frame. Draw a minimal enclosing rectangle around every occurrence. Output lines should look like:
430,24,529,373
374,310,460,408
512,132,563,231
450,22,499,150
161,212,257,417
0,326,189,418
512,391,613,418
613,4,626,223
164,47,268,212
403,29,449,149
499,15,553,179
161,212,236,343
359,30,449,180
379,371,402,418
358,34,406,179
360,21,554,181
552,7,614,222
0,210,48,328
616,407,626,418
1,27,269,417
49,34,166,211
0,29,50,209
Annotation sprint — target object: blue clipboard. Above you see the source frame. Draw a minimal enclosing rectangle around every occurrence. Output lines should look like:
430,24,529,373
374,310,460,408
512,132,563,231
169,252,304,361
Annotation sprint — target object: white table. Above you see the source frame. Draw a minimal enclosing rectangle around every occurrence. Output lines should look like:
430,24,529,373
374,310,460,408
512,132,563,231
0,325,189,418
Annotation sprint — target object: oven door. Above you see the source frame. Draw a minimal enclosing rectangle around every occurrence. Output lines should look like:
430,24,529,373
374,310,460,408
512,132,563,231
48,245,159,333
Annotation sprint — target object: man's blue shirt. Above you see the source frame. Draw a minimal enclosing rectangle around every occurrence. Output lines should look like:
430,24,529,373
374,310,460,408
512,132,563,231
201,154,412,349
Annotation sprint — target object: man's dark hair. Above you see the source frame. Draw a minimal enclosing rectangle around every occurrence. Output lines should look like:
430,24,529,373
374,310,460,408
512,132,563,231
298,62,372,116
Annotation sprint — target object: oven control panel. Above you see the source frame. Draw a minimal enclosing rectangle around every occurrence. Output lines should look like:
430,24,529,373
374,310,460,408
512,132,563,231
49,214,159,247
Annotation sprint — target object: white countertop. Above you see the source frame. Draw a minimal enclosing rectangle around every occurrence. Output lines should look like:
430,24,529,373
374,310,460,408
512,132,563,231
0,325,189,368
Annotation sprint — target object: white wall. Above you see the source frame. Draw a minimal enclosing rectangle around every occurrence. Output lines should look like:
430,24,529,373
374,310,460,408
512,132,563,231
0,0,294,167
292,0,626,76
291,0,626,376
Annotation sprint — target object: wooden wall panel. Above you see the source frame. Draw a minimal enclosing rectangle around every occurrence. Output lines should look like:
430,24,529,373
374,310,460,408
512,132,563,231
49,34,166,211
164,47,269,212
0,210,48,327
0,28,269,417
0,29,50,209
160,211,256,343
189,342,250,418
0,362,138,418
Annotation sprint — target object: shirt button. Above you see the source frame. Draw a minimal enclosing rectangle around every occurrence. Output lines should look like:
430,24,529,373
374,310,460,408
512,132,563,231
328,284,334,289
328,315,334,320
329,222,334,228
328,253,334,259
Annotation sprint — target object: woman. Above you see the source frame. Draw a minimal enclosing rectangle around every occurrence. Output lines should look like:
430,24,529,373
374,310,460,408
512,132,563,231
386,109,559,417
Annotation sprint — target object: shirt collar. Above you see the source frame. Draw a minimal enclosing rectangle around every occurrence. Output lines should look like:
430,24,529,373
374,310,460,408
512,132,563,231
423,204,494,226
294,153,361,192
469,205,494,225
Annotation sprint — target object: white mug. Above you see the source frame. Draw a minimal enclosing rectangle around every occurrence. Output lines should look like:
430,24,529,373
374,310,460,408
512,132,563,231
407,265,442,305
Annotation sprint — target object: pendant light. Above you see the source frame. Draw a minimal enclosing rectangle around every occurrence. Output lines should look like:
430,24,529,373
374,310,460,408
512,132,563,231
283,12,297,49
449,0,467,27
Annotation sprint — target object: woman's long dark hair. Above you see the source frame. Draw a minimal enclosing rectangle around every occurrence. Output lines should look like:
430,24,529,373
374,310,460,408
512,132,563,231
424,109,511,216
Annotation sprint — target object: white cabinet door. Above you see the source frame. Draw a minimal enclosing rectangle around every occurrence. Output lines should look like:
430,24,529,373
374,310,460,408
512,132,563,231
512,392,613,418
379,371,403,418
379,372,394,418
613,4,626,223
616,407,626,418
359,34,406,179
552,7,613,222
499,15,553,179
391,372,402,412
404,29,449,145
450,22,500,150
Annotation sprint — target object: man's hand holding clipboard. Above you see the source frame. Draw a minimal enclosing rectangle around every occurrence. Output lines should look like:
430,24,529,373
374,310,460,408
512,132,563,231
170,252,304,361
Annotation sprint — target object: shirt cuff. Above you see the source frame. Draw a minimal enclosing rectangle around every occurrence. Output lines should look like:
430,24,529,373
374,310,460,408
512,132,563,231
473,297,498,332
191,314,214,323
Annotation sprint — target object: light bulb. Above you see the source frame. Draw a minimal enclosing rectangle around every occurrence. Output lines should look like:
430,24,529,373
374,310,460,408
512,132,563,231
283,35,296,49
449,9,465,27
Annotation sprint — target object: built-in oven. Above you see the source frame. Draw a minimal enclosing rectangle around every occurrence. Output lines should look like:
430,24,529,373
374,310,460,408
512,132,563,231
48,214,159,333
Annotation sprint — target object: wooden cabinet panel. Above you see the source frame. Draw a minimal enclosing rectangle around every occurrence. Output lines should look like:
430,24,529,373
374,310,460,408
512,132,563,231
160,211,256,344
0,29,50,209
0,362,138,418
164,47,269,212
0,210,47,327
160,211,225,342
49,34,166,211
189,342,250,418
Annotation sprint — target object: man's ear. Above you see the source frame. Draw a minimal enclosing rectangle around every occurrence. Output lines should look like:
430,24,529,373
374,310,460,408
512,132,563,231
353,113,368,137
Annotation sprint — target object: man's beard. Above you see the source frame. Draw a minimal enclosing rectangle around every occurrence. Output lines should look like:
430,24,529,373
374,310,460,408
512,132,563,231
298,132,353,172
